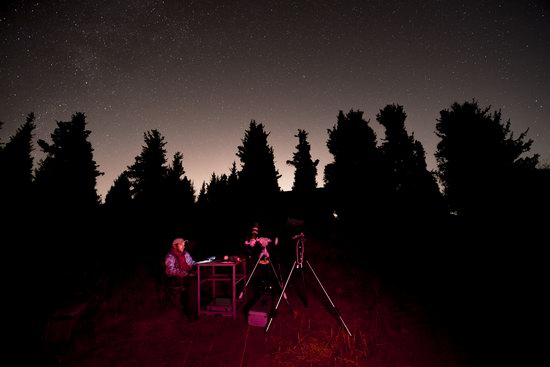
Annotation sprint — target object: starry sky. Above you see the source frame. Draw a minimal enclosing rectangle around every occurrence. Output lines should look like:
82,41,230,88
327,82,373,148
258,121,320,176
1,0,549,200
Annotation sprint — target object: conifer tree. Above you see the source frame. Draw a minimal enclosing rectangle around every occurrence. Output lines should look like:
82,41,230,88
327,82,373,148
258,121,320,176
33,112,102,273
35,112,102,211
164,152,195,237
377,104,442,219
435,100,538,217
287,129,319,194
0,113,36,210
127,129,168,208
236,120,281,226
324,110,386,225
166,152,195,210
104,171,132,210
126,129,170,253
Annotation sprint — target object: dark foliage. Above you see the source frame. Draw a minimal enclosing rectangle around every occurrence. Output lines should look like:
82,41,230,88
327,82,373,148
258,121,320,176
287,129,319,194
122,130,197,261
435,100,538,219
377,104,445,223
8,113,103,363
0,112,36,211
103,171,135,262
34,112,102,211
104,171,133,210
126,129,168,208
33,112,102,257
236,120,282,230
324,110,389,233
165,152,196,237
286,129,319,221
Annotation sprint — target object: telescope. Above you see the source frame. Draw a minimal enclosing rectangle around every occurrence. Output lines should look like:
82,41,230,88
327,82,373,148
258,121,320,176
246,237,273,248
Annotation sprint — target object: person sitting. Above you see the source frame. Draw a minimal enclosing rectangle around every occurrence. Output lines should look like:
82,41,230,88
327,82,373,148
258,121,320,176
165,238,198,320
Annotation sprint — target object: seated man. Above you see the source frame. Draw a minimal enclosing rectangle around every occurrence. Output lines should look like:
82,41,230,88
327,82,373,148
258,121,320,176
165,238,198,320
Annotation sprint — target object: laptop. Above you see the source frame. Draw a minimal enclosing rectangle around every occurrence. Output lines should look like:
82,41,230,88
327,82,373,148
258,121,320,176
195,256,216,265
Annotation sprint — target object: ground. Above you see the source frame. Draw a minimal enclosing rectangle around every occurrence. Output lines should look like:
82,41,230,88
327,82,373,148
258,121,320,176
42,238,469,367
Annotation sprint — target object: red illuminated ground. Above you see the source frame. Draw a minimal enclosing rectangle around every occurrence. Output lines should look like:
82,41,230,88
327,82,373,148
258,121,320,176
45,238,468,367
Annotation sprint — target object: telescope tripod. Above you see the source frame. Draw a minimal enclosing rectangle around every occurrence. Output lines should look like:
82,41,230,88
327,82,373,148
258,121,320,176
265,234,352,336
238,249,289,305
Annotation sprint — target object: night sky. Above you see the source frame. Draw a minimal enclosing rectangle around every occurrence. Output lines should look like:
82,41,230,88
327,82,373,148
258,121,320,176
1,0,549,200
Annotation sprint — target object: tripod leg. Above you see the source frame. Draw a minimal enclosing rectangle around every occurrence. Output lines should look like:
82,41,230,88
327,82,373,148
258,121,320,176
265,261,296,333
239,255,262,299
299,265,308,307
268,261,290,306
305,260,352,337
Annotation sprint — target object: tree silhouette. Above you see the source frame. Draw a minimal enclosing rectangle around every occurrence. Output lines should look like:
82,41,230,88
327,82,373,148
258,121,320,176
127,129,168,208
236,120,281,227
0,113,36,211
35,112,102,211
104,171,133,210
166,152,195,207
195,181,208,238
33,112,103,293
228,161,239,188
285,129,320,223
287,129,319,194
324,110,387,227
125,129,172,256
102,171,134,261
435,100,538,218
226,161,244,242
203,172,230,253
377,104,443,220
196,169,243,254
165,152,196,236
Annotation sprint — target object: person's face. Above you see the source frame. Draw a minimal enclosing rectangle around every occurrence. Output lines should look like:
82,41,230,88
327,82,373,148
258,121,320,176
175,241,185,252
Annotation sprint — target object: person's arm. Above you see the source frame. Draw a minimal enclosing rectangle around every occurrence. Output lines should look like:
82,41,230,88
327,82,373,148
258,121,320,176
185,252,196,266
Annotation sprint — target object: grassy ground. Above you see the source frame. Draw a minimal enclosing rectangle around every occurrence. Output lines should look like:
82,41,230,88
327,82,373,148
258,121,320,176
41,237,467,367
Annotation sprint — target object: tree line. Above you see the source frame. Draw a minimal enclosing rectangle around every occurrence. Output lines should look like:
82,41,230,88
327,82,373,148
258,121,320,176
1,100,548,277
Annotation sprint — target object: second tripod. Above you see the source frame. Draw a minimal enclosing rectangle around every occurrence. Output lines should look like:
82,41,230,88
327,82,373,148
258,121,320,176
265,233,352,336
